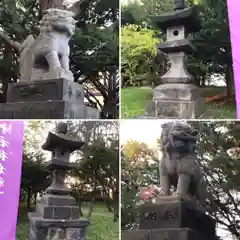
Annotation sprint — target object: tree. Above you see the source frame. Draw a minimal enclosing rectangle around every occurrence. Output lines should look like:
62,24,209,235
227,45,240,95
0,0,119,118
21,121,52,208
66,120,119,221
121,140,159,228
188,120,240,238
40,0,64,16
121,24,167,87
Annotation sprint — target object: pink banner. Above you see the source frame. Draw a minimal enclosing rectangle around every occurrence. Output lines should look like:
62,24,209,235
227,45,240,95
227,0,240,118
0,121,24,240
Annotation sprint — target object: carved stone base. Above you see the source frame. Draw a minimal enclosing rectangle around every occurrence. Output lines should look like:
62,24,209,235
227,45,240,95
142,84,204,119
139,199,216,235
0,78,100,119
7,79,84,103
123,198,217,240
153,84,201,101
0,101,100,119
122,228,217,240
143,99,203,119
28,216,89,240
28,193,90,240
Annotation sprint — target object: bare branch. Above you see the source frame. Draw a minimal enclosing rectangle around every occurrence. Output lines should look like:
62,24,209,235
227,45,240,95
0,30,20,51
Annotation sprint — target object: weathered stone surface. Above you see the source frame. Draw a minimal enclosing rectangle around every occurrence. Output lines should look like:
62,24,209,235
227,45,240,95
144,99,204,119
167,25,186,41
0,101,100,119
28,222,48,240
36,205,80,220
7,79,84,103
20,9,76,82
123,228,217,240
157,123,205,200
157,39,195,54
122,230,150,240
28,212,90,228
150,228,217,240
147,84,204,118
153,84,201,100
158,53,194,84
150,7,201,33
37,205,54,219
139,201,216,236
28,218,89,240
39,194,77,207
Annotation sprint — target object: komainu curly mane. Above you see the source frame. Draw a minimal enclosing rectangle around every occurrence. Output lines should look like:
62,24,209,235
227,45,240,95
19,8,76,82
157,122,205,202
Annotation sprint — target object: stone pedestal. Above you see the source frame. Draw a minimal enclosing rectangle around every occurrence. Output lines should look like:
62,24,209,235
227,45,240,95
144,84,204,118
122,197,217,240
28,194,90,240
0,79,100,119
123,228,217,240
139,3,204,119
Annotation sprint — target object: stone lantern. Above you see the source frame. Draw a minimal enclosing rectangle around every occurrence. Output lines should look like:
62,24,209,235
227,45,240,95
143,0,204,118
28,122,90,240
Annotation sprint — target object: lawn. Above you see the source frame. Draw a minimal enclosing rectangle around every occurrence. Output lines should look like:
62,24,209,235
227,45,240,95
16,203,119,240
121,86,236,119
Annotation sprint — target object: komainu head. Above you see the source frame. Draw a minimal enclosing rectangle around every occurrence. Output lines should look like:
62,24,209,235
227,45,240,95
161,122,198,154
39,8,76,37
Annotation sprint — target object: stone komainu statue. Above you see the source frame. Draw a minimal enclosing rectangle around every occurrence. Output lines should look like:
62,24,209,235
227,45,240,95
19,8,76,82
158,122,205,201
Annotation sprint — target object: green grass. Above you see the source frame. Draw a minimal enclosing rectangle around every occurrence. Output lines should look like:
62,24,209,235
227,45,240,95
121,87,153,118
121,86,236,119
16,203,119,240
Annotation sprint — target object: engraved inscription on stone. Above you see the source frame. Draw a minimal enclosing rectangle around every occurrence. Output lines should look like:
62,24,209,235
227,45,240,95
20,85,43,97
140,205,179,229
155,102,184,117
76,89,82,99
143,209,177,222
7,82,58,102
47,227,84,240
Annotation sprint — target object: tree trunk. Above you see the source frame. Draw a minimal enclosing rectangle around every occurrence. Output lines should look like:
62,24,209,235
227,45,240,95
77,189,84,217
226,65,234,100
87,175,97,219
112,188,119,222
27,188,32,209
102,187,113,212
34,193,37,205
200,75,206,88
40,0,65,18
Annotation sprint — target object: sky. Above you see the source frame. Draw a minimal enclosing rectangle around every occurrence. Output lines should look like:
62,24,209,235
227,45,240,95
120,120,170,147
